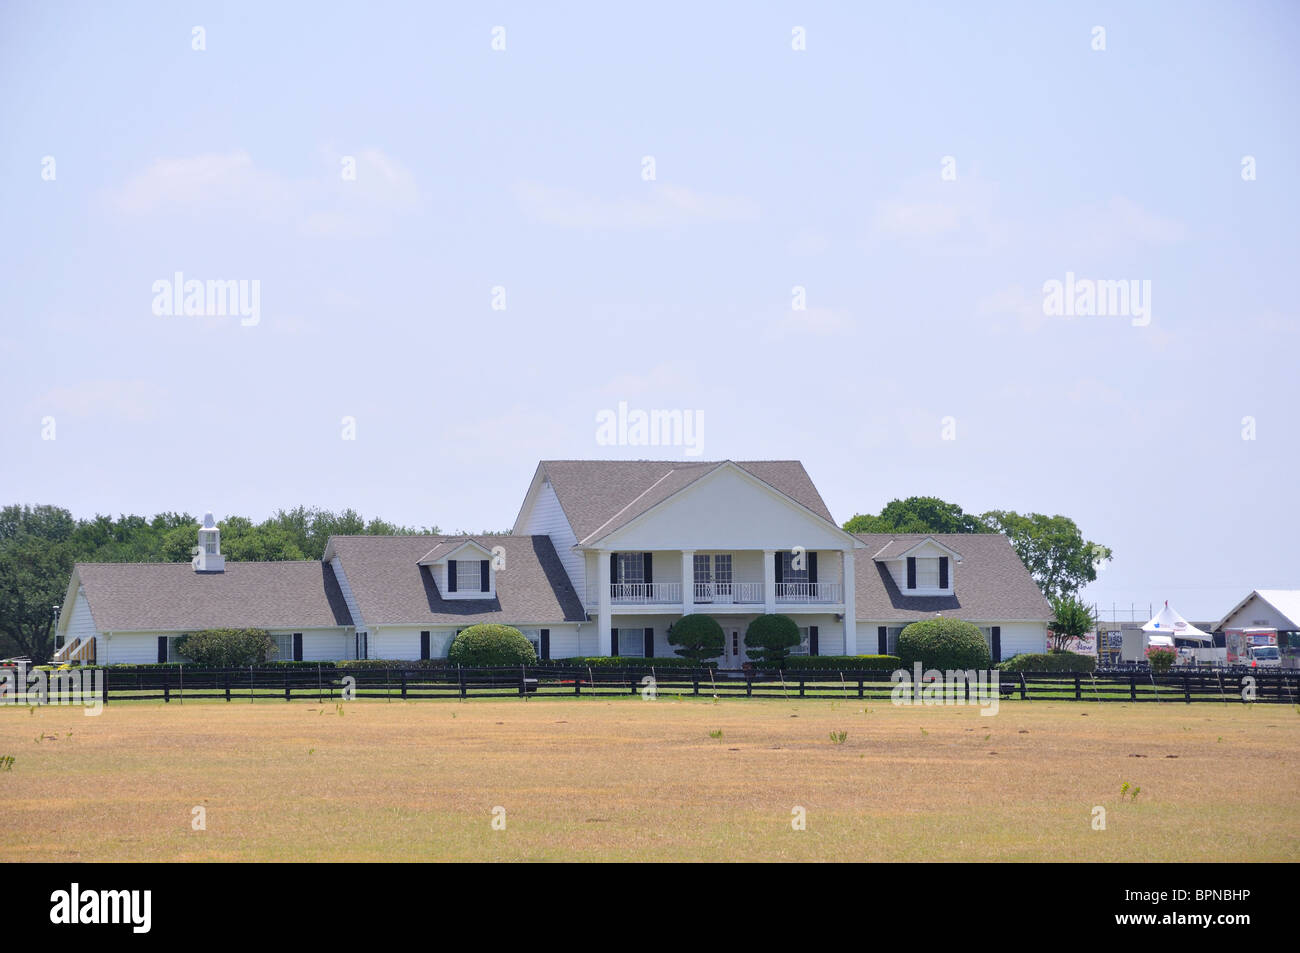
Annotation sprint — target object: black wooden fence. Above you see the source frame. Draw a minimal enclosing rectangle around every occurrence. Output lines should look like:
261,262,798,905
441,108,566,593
12,665,1296,705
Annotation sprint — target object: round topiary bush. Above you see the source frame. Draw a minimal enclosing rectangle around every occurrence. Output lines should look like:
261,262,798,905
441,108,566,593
447,624,537,666
667,614,725,661
897,618,991,670
744,614,802,666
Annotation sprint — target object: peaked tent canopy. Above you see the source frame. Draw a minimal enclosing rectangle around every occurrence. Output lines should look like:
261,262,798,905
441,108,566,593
1142,601,1212,642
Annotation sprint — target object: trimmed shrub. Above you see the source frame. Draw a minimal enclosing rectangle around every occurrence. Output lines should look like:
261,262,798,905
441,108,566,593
666,614,725,661
559,656,717,669
174,628,274,667
447,624,537,667
996,651,1096,673
744,614,801,666
1145,646,1176,672
752,654,901,671
897,619,990,671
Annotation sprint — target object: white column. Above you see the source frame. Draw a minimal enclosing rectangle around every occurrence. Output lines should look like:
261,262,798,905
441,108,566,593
843,550,857,655
763,550,776,615
597,551,612,656
681,550,695,617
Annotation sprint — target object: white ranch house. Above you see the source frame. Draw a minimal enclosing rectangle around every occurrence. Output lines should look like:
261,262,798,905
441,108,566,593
55,460,1051,667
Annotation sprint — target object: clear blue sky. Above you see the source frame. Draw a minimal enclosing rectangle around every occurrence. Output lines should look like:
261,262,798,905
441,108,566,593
2,1,1297,621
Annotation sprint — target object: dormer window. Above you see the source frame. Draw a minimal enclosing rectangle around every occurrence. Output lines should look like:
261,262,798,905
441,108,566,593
420,539,497,599
876,537,959,594
451,558,489,593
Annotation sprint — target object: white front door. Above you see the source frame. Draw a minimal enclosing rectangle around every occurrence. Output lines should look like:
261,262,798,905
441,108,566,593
722,626,746,669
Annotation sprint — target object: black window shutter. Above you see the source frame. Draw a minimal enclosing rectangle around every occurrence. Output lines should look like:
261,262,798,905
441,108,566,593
643,552,653,586
775,553,784,584
293,632,303,662
157,636,167,664
878,625,888,655
808,552,818,583
611,628,619,657
447,559,457,592
420,631,430,660
991,626,1002,663
539,629,550,660
906,557,916,589
644,627,654,657
610,553,618,584
809,625,819,656
939,556,949,589
480,559,489,592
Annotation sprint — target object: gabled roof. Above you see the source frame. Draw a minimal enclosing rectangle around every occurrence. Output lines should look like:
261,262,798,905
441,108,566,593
520,460,837,545
71,561,354,632
853,533,1052,622
328,535,586,625
872,536,964,561
417,538,495,565
1214,589,1300,633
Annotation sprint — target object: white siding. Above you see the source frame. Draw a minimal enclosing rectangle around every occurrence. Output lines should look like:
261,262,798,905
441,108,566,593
63,588,101,656
519,480,584,598
102,633,164,665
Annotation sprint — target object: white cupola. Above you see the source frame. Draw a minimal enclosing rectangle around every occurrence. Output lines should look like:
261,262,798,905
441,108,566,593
193,511,225,573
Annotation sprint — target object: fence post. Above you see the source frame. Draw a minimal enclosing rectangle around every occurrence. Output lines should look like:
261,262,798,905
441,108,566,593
458,665,466,699
284,669,291,701
1074,675,1081,701
858,677,864,699
1019,673,1027,700
799,678,805,698
574,670,581,696
164,681,170,704
1183,675,1190,704
101,668,108,707
224,671,230,702
1130,675,1137,702
746,674,753,698
401,670,408,700
693,673,699,696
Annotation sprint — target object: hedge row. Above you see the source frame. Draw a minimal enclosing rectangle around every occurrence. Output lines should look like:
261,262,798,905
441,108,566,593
996,651,1096,673
558,656,719,669
752,655,902,671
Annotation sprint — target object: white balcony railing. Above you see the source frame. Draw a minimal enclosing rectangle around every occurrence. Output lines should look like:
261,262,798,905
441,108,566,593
775,582,843,603
693,581,764,605
587,581,683,605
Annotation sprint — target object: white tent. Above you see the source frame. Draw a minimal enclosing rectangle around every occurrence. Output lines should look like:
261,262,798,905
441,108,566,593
1142,601,1213,642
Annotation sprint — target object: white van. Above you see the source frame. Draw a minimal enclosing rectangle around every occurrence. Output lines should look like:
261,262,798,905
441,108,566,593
1247,644,1281,668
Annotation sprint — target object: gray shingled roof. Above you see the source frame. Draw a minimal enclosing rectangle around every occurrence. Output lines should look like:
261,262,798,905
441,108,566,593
854,533,1052,622
75,561,353,632
533,460,836,543
329,535,586,625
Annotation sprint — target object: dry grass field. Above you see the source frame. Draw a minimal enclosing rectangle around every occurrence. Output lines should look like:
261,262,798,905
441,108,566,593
2,697,1297,861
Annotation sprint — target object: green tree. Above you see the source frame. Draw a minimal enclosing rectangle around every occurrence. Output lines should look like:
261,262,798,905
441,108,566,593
1048,594,1098,652
667,614,725,661
843,497,990,535
981,510,1111,601
0,505,77,661
744,614,802,666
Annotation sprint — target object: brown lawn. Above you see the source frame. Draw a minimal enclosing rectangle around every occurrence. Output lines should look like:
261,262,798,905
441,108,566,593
1,697,1297,861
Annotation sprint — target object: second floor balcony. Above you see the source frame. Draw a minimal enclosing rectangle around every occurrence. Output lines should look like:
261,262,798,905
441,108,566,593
584,579,843,608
